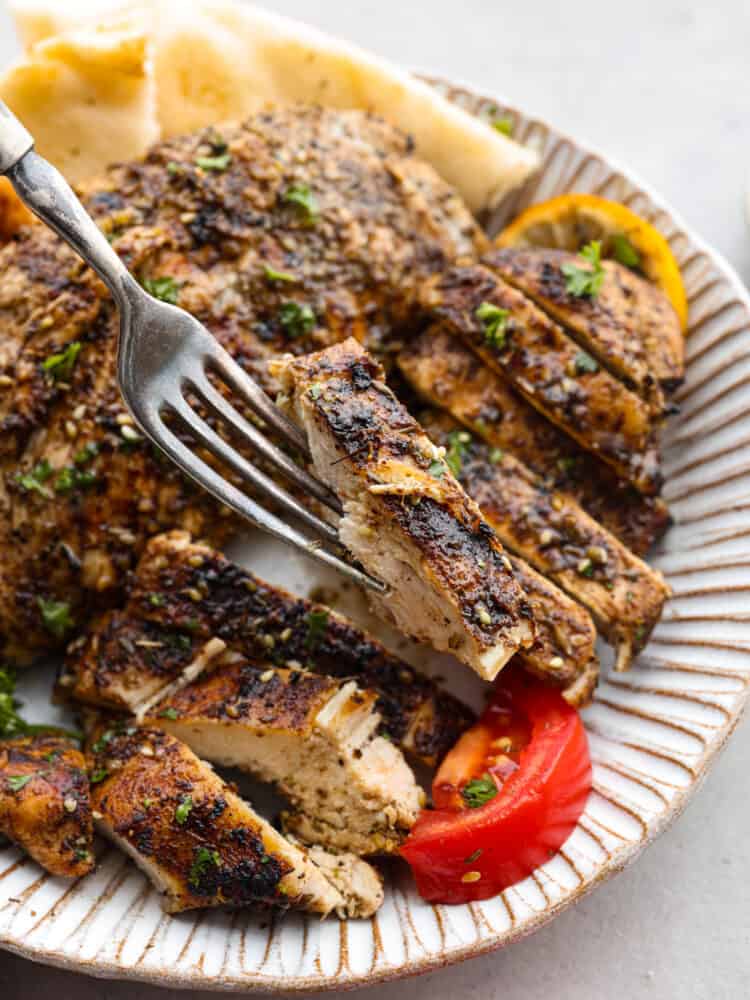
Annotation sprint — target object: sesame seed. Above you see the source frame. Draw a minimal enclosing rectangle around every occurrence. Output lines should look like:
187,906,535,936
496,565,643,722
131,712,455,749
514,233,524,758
72,404,86,420
551,496,564,511
501,555,513,572
140,745,155,757
225,703,240,718
280,627,292,642
39,315,54,330
461,870,482,883
260,669,275,682
187,555,204,568
0,374,12,388
577,558,593,576
65,420,77,439
475,603,492,626
587,545,608,564
120,425,140,442
63,796,78,813
571,634,590,647
92,810,103,821
539,529,555,546
549,656,565,669
262,634,275,649
185,587,203,602
116,412,134,426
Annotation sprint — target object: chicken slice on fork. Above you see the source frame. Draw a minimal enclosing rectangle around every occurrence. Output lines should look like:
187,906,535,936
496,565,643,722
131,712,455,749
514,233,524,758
398,325,671,555
0,734,93,877
271,339,535,682
420,265,662,494
58,531,475,767
487,247,684,406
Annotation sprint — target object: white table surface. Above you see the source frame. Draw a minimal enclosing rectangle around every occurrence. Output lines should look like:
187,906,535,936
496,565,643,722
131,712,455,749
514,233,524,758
1,1,749,997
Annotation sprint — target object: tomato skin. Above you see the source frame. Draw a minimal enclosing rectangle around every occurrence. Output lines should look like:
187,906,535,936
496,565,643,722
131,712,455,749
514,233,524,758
400,672,592,904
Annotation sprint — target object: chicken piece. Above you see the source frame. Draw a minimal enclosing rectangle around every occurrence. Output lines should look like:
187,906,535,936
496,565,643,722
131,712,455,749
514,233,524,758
301,842,384,919
0,107,484,665
422,421,669,670
272,340,535,681
504,555,598,706
0,734,93,877
421,265,662,494
88,723,349,915
146,656,422,856
488,247,684,406
398,325,671,555
58,531,474,767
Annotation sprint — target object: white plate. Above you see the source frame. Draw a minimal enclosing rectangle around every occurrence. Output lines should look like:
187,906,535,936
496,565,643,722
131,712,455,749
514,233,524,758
2,77,749,992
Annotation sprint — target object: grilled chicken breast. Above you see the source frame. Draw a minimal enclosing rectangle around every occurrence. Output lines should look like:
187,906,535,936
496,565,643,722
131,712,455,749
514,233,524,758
272,339,535,681
300,842,384,919
88,723,351,915
0,107,484,665
421,265,662,494
399,326,670,555
488,247,684,407
429,426,670,670
59,531,474,766
0,735,93,877
146,655,422,855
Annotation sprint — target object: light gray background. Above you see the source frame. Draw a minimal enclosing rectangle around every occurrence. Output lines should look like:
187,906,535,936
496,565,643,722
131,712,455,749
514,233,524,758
1,1,749,997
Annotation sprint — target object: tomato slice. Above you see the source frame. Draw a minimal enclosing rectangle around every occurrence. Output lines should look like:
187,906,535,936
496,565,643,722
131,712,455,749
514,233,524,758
400,669,592,904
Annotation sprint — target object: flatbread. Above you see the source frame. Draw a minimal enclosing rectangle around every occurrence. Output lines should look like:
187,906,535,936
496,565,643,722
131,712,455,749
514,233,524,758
0,11,159,183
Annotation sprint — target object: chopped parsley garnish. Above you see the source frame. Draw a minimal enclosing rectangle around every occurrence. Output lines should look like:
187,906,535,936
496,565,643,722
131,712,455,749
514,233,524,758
7,774,34,792
91,730,115,754
148,593,165,607
444,429,471,478
15,459,53,498
73,442,99,465
492,117,514,137
278,301,316,338
89,768,109,784
37,597,74,639
55,466,96,493
175,795,193,825
612,233,641,270
427,459,445,478
561,241,605,298
488,447,504,464
573,351,599,375
195,153,232,172
461,775,498,809
159,707,179,720
142,798,153,810
475,301,510,349
282,183,319,224
305,608,329,648
264,264,298,284
464,848,483,864
189,846,220,888
42,341,82,381
142,276,180,305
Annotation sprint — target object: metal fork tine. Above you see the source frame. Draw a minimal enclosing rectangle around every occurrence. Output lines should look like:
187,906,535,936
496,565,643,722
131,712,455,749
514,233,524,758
187,369,342,515
146,411,386,593
168,394,341,546
209,344,310,456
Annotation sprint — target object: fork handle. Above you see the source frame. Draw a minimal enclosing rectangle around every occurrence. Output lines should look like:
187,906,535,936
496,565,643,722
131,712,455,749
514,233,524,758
0,100,137,306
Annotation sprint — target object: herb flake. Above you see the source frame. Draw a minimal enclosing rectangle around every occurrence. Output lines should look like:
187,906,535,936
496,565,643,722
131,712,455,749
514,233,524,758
7,774,34,792
195,153,232,172
574,351,599,375
189,846,220,889
175,795,193,826
37,597,74,639
264,265,298,284
282,183,319,224
612,233,641,270
278,301,316,338
142,276,180,305
461,775,498,809
476,301,510,349
42,341,82,381
561,241,605,298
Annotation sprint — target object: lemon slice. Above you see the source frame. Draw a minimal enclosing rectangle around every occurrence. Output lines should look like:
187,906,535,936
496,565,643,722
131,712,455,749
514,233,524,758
496,193,688,330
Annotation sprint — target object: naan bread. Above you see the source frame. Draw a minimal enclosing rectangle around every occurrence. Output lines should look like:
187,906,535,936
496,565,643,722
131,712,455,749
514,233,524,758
0,10,158,183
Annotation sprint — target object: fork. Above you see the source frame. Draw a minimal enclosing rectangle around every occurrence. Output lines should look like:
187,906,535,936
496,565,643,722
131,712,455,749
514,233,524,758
0,102,384,592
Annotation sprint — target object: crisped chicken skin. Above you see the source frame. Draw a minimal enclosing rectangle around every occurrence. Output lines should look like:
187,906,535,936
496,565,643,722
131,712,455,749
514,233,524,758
0,735,93,877
59,531,474,766
399,326,670,555
440,432,670,670
272,339,535,681
0,106,484,664
88,724,347,915
488,247,684,406
148,656,422,855
421,265,662,494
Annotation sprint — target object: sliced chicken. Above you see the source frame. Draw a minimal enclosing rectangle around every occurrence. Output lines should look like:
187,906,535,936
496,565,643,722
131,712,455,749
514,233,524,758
420,415,669,670
302,842,384,919
88,723,351,915
145,656,422,856
420,265,662,494
271,339,535,681
487,247,684,407
59,531,475,767
0,734,93,877
398,325,671,555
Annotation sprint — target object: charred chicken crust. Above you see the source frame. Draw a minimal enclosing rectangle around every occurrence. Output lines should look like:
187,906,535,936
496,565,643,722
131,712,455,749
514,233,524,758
398,325,671,555
59,531,475,766
272,339,535,681
420,264,663,495
0,734,93,877
88,724,345,915
487,247,684,406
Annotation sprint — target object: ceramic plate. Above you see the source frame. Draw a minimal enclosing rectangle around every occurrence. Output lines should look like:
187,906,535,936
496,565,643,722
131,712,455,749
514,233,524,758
1,77,749,992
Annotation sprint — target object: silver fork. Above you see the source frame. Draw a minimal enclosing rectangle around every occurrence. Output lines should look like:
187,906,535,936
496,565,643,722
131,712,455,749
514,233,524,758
0,102,384,592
